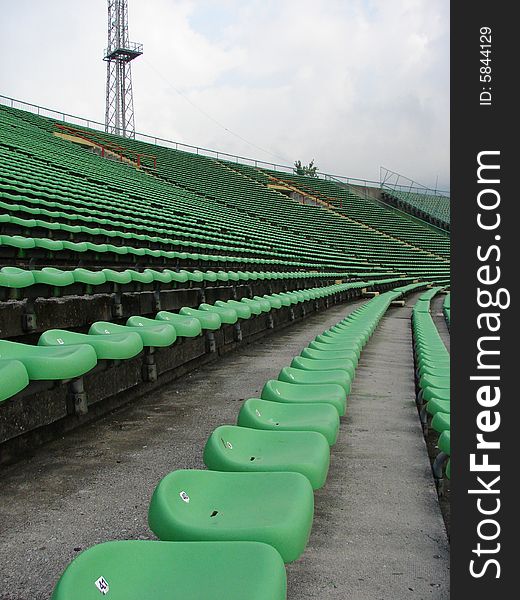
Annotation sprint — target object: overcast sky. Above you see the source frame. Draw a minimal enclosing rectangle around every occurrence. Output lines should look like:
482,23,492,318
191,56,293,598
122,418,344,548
0,0,449,189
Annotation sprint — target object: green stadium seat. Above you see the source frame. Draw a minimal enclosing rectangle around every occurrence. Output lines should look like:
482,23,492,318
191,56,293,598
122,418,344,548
215,300,251,320
314,332,367,348
431,411,450,434
419,364,450,378
148,469,313,562
261,379,346,416
269,293,291,307
154,311,202,337
203,424,330,489
237,398,339,445
72,268,107,286
262,295,283,309
51,540,286,600
38,329,144,360
0,340,97,380
308,339,362,355
439,429,450,456
0,359,30,402
300,347,359,366
102,269,133,285
241,297,268,314
252,296,273,312
426,397,450,416
88,321,177,347
277,366,351,395
199,303,238,324
419,373,449,390
422,386,450,403
166,269,189,283
32,268,75,287
290,355,355,379
0,266,35,288
179,307,222,330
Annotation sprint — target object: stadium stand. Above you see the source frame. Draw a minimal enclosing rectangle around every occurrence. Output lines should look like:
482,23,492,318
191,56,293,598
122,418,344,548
381,188,450,230
0,99,451,598
0,105,449,280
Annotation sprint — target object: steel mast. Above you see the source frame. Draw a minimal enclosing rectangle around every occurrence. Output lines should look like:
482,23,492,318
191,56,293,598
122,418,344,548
103,0,143,138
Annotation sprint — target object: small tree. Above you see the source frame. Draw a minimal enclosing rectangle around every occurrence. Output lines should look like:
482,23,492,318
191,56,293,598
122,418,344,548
294,159,318,177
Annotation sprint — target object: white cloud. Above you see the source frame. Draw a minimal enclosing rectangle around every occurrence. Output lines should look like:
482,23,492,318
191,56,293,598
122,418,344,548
0,0,449,189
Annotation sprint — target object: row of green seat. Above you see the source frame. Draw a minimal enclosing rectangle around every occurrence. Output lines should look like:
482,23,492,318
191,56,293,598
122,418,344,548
50,280,427,598
0,281,371,403
0,232,340,271
0,265,350,294
411,288,450,480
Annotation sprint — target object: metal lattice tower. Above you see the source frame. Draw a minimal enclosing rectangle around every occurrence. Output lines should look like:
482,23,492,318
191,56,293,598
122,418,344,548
104,0,142,138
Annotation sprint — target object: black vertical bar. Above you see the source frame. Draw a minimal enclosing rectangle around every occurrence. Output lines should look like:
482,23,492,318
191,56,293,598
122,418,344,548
452,2,515,597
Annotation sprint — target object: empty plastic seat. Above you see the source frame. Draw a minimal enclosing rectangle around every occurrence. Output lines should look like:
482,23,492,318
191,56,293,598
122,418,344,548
253,296,273,312
102,269,133,285
203,425,330,489
179,307,222,330
422,386,450,403
314,333,365,350
418,365,450,379
199,303,238,325
269,293,291,307
426,398,450,416
0,359,30,402
438,429,450,456
0,266,35,288
155,311,202,337
290,355,355,379
88,321,176,347
238,398,339,445
72,268,107,286
277,366,351,395
148,469,313,562
32,267,75,287
38,329,144,360
431,411,450,434
240,298,264,315
0,340,97,380
261,379,346,416
300,347,359,366
419,373,449,391
51,540,286,600
262,295,283,309
308,339,362,355
215,300,251,320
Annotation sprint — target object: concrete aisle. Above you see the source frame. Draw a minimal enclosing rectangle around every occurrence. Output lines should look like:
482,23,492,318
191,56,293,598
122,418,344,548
286,292,450,599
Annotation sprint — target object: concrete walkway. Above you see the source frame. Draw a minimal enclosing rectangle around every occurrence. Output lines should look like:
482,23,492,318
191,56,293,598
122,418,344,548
0,296,449,599
286,293,450,599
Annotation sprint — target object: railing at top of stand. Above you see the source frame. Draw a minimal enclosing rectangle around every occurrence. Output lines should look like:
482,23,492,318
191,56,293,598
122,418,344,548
0,93,450,195
379,166,450,199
